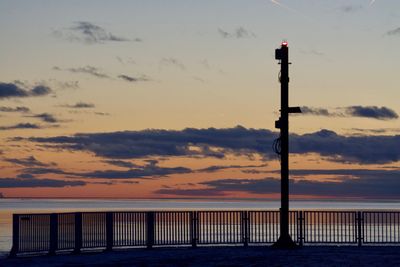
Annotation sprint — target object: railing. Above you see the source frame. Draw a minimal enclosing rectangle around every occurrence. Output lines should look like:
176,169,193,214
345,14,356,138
9,210,400,257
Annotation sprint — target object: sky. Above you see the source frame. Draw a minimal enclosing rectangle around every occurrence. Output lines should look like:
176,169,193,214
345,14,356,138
0,0,400,200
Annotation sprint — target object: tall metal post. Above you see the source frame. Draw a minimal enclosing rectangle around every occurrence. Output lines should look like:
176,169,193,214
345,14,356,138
272,41,300,248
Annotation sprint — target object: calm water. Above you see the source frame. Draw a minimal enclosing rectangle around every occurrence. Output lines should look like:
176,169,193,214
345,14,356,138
1,198,399,254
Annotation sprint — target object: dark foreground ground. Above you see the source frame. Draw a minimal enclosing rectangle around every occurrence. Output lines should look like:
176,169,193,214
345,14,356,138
1,246,400,267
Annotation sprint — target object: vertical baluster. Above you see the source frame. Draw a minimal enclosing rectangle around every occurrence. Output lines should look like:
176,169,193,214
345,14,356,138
9,214,20,257
49,213,58,255
268,212,271,242
106,212,113,251
74,212,82,253
146,212,154,249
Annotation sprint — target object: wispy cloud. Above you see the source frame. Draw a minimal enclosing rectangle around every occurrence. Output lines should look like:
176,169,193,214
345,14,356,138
118,74,150,83
0,123,42,131
22,161,192,180
0,106,30,113
387,27,400,36
300,106,331,116
198,163,267,173
218,27,256,39
63,102,95,109
104,160,139,169
4,156,54,167
339,5,363,13
52,21,138,44
54,66,150,83
53,66,111,79
94,112,111,116
53,80,80,90
160,58,186,71
28,113,61,124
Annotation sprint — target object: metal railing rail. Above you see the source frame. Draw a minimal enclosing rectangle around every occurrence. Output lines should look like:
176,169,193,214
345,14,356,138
9,210,400,257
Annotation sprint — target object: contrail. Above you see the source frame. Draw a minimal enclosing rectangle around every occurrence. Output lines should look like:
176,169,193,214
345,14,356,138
269,0,312,20
270,0,297,13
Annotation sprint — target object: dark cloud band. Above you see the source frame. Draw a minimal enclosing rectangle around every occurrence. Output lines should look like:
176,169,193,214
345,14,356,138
0,82,52,99
301,106,398,120
25,126,400,164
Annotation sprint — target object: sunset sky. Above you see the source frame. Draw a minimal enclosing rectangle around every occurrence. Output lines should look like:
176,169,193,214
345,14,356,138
1,0,400,199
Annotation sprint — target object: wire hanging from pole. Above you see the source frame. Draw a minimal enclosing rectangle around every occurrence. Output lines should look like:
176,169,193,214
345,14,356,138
273,135,282,156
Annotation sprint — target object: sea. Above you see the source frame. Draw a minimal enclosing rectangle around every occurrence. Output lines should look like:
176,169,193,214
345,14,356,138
1,198,400,256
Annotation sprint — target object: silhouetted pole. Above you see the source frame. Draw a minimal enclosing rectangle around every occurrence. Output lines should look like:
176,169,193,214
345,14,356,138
272,41,301,248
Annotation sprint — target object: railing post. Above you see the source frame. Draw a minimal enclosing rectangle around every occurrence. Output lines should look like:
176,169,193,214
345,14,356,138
298,211,304,246
106,212,114,251
190,211,198,248
242,211,249,247
146,212,154,249
357,211,363,247
49,213,58,255
74,212,82,253
9,214,20,258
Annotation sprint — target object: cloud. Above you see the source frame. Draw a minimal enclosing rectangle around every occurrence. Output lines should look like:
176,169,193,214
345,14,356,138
29,113,60,123
387,27,400,36
116,56,136,65
63,102,95,109
54,67,151,83
159,58,186,71
77,165,191,179
118,74,150,83
21,161,192,180
290,129,400,164
0,177,86,188
27,126,269,159
300,106,331,116
0,123,42,131
54,80,80,90
0,82,52,99
104,160,139,168
30,85,52,96
94,112,110,116
300,106,398,120
157,168,400,199
345,106,398,120
53,66,110,79
52,21,136,44
25,126,400,164
347,128,400,135
0,106,30,113
198,163,267,173
4,156,54,167
17,173,35,179
289,168,400,198
218,27,256,39
339,5,363,13
21,167,67,176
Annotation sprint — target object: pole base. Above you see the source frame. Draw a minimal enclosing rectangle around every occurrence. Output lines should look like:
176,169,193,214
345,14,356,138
272,234,298,249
